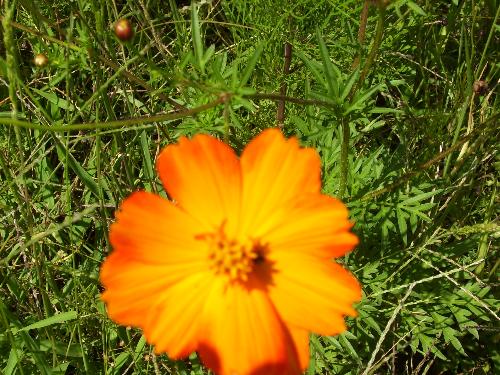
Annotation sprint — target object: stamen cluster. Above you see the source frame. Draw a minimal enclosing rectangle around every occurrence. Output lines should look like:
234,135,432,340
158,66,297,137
199,225,264,282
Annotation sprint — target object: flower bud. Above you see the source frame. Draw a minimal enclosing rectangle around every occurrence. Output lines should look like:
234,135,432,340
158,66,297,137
114,18,134,42
34,53,48,67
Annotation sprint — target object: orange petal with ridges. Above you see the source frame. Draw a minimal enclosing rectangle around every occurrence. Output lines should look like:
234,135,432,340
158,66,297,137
101,191,212,358
258,193,358,258
240,129,321,235
268,253,361,336
144,272,215,358
108,191,207,263
157,134,241,232
198,279,302,375
102,254,212,358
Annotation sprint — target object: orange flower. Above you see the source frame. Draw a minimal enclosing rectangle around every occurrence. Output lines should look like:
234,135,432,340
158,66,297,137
100,128,361,375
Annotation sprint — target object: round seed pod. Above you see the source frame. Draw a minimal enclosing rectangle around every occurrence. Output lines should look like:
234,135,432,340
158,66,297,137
114,18,134,42
34,53,49,67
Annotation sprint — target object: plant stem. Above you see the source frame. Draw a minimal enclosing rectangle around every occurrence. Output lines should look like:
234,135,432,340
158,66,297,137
475,183,496,275
352,2,386,98
339,2,386,199
351,0,371,70
338,118,350,198
0,98,225,132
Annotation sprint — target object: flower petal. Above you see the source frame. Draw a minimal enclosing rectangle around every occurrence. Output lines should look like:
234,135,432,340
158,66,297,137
101,253,212,358
157,134,241,231
268,253,361,336
146,272,214,358
109,191,207,263
198,280,302,375
259,194,358,258
240,129,321,235
101,191,212,358
288,327,310,372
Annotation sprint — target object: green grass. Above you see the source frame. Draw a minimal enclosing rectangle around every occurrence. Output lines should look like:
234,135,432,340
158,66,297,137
1,0,499,374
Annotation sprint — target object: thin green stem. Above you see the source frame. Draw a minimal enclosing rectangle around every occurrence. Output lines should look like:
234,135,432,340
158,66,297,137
2,1,35,232
338,118,350,198
475,3,500,77
475,182,496,275
223,96,231,142
2,1,23,171
0,98,224,132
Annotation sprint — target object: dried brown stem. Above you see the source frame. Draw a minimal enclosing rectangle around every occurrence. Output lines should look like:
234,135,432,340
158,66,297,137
352,0,371,70
277,42,292,128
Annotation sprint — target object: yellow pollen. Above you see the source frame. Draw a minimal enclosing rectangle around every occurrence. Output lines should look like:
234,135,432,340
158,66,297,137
196,225,265,282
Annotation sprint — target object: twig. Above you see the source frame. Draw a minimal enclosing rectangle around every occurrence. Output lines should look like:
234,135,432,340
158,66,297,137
151,352,161,375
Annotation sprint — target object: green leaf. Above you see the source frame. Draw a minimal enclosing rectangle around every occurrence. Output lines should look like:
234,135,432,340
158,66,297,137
52,363,70,375
369,107,404,114
340,69,359,102
397,207,408,245
52,134,102,201
316,29,339,99
39,340,83,357
418,333,434,352
339,333,361,363
4,348,23,375
402,190,442,205
296,51,326,87
409,212,418,233
202,44,216,67
134,335,147,360
112,352,130,373
406,1,427,16
191,3,204,72
239,43,264,87
31,88,75,111
15,311,77,333
364,316,382,334
451,307,472,329
468,326,479,340
403,206,432,222
443,327,466,355
344,83,384,115
140,130,154,183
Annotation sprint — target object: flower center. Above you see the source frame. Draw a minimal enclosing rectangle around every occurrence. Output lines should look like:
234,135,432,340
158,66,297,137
196,225,266,283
